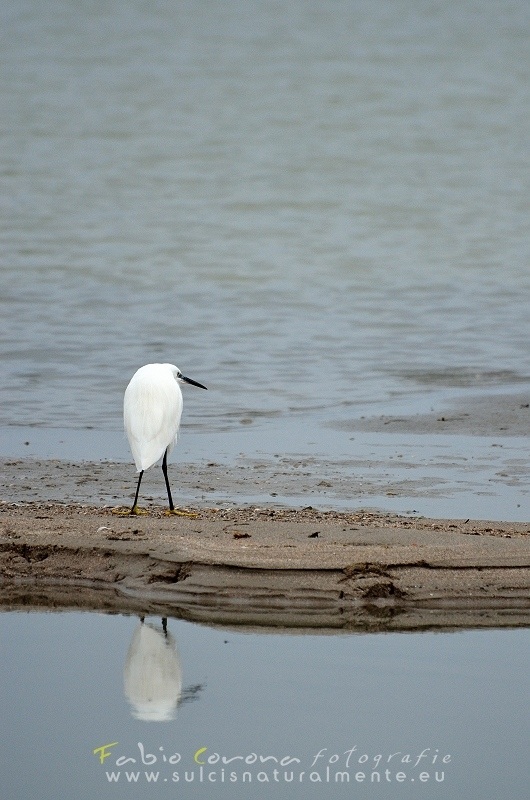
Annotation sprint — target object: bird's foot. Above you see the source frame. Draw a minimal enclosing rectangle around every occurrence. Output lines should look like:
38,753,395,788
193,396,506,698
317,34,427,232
129,505,150,516
110,506,131,516
111,505,149,517
165,508,200,518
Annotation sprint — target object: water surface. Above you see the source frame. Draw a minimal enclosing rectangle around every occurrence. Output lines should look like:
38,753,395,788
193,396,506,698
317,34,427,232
0,612,528,799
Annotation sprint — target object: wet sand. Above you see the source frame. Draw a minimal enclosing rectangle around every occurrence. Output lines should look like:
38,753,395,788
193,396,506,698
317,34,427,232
1,502,528,632
344,390,530,437
2,390,529,518
1,392,528,631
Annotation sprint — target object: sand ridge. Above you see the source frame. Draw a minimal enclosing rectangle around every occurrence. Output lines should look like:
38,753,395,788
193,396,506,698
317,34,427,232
1,502,528,631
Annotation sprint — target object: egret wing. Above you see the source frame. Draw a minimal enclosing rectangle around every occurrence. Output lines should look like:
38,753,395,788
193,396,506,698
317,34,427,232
124,378,183,471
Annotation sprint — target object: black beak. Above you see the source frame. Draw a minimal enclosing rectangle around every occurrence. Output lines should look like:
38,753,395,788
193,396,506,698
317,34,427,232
181,374,207,390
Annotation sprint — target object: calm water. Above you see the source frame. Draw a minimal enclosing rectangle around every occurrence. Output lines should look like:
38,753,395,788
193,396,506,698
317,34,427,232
0,612,528,799
1,1,529,518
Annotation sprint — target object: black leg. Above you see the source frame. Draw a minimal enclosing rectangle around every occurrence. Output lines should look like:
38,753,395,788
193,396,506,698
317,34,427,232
162,448,174,511
162,617,167,636
130,470,144,513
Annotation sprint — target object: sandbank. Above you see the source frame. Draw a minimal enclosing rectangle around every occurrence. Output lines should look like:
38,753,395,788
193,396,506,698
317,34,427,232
1,502,528,632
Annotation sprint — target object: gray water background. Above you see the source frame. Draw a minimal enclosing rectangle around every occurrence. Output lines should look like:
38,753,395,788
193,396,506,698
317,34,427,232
1,0,529,518
2,0,529,426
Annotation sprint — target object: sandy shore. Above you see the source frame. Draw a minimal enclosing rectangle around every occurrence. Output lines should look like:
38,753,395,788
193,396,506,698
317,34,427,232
1,393,528,631
1,501,528,632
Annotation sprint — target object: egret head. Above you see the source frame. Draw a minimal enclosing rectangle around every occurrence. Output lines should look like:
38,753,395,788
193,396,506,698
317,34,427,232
169,364,207,391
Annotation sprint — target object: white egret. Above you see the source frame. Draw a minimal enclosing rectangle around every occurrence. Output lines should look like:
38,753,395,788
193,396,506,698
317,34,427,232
124,363,207,514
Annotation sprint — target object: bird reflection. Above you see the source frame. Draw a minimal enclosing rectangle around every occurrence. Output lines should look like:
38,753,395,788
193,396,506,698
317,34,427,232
124,617,181,721
124,617,204,721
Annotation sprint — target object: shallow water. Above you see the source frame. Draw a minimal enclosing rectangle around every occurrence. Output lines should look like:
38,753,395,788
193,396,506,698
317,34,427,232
2,422,529,520
0,612,527,799
1,0,529,518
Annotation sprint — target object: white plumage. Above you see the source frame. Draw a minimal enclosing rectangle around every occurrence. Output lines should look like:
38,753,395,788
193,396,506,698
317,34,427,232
124,363,184,471
123,363,207,513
